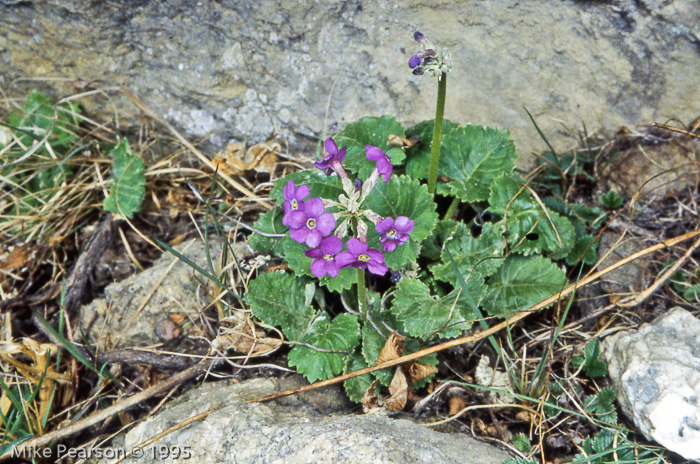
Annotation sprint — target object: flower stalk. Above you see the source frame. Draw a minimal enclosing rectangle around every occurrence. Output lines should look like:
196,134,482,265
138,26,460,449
427,74,447,194
356,267,367,315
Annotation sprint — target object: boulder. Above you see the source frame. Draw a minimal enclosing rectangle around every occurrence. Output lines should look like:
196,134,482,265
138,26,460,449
89,376,514,464
602,307,700,460
3,0,699,165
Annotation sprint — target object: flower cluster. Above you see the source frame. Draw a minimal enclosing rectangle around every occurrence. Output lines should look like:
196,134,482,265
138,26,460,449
281,138,415,278
408,31,452,78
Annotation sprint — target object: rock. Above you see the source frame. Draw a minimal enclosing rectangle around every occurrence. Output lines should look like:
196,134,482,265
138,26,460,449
3,1,699,166
79,238,244,350
601,307,700,460
89,376,513,464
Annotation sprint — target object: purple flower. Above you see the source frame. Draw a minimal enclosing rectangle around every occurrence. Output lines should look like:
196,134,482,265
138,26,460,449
315,138,348,178
376,216,414,253
305,236,348,278
282,180,310,226
286,197,336,248
336,238,388,276
366,145,393,183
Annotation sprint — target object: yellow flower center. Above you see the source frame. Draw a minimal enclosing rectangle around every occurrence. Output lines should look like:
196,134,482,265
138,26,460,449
306,218,316,229
358,254,371,262
291,199,299,210
386,228,397,238
323,254,334,261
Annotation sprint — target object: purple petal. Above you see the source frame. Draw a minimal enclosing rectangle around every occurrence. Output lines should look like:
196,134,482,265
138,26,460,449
394,216,414,233
366,249,385,263
382,241,397,253
335,251,356,268
287,210,307,229
375,217,394,234
305,248,323,259
326,262,340,278
315,213,336,236
320,236,343,255
283,180,296,200
346,238,368,256
325,138,338,156
414,31,425,43
367,260,388,276
337,147,347,162
289,226,309,244
306,229,322,248
310,258,327,278
295,184,310,201
409,53,422,69
412,67,424,75
366,145,385,161
303,198,325,218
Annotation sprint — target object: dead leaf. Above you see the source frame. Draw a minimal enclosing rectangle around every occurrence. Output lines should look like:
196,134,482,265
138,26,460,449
408,362,437,383
212,316,282,357
385,367,408,412
374,331,405,366
362,379,380,412
515,410,533,422
212,143,246,176
387,134,421,148
448,394,466,416
244,142,280,173
0,392,11,417
170,313,186,325
0,244,35,272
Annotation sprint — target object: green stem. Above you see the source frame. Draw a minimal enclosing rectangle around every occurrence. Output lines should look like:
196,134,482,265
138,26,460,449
427,74,447,195
356,268,367,315
443,197,460,220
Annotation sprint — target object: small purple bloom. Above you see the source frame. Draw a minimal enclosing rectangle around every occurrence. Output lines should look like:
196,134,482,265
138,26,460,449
287,197,336,248
315,138,347,177
282,180,310,226
414,31,426,44
408,52,423,69
376,216,414,253
366,145,393,183
336,238,388,276
305,236,346,278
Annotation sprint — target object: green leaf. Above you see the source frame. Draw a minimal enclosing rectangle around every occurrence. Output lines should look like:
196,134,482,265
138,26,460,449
248,208,286,257
600,190,624,209
572,339,608,378
432,222,507,284
566,234,599,266
343,351,373,403
391,277,485,339
288,313,360,383
489,177,576,256
404,119,460,180
282,237,356,292
8,90,81,150
364,175,438,268
420,219,459,261
512,433,532,453
684,283,700,302
483,255,567,316
103,139,145,219
334,116,406,180
439,125,518,202
246,271,317,341
270,169,344,204
585,387,617,425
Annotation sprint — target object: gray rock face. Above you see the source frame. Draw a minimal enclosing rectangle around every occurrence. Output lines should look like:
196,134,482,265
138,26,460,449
3,1,699,165
602,307,700,460
90,377,513,464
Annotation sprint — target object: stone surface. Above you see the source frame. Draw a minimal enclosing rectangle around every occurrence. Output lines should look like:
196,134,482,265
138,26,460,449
2,0,700,166
602,307,700,460
90,376,514,464
79,238,241,350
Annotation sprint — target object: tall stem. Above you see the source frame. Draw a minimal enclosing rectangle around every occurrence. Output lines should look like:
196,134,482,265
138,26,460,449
427,74,447,195
356,268,367,315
